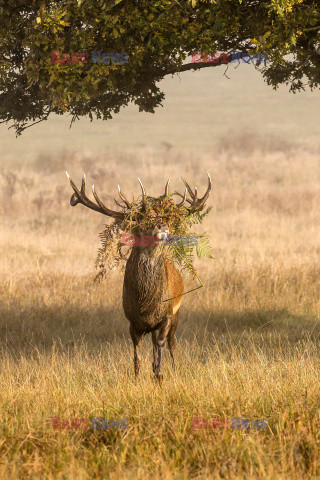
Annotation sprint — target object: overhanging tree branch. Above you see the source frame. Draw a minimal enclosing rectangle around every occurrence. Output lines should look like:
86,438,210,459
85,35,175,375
1,0,320,134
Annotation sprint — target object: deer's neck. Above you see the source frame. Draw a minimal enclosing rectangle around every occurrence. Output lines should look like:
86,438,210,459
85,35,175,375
124,246,166,304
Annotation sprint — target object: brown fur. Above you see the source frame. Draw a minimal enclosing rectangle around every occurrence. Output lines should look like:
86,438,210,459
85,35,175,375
123,243,183,379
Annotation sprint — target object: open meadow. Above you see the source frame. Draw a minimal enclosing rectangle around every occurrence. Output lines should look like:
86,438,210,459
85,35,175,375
0,135,319,478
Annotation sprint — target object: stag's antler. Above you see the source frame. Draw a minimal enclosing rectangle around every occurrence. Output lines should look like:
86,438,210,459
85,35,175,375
161,177,187,207
117,185,132,208
164,178,171,197
138,177,147,209
174,173,212,209
175,187,187,207
66,172,125,220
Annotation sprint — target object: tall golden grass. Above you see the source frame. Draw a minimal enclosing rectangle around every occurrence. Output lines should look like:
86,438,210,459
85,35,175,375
0,135,319,479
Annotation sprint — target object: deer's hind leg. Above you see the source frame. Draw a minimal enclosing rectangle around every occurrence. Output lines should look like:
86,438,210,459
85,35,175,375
167,315,178,371
130,324,143,378
153,318,171,381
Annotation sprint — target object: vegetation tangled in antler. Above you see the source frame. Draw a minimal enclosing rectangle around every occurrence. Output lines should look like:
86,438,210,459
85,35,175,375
95,193,213,282
66,171,213,282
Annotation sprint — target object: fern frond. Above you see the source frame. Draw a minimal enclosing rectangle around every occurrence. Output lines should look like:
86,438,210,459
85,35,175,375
196,233,214,259
94,193,213,281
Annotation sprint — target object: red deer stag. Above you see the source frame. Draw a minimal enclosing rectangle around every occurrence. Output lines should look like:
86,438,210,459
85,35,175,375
66,173,211,380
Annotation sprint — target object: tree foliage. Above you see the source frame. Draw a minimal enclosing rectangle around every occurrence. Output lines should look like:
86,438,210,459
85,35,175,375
1,0,320,134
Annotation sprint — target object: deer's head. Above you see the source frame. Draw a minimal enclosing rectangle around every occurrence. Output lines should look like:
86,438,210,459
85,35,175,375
66,173,212,250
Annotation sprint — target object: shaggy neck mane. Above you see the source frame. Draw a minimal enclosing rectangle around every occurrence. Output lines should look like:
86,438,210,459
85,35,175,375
126,246,166,309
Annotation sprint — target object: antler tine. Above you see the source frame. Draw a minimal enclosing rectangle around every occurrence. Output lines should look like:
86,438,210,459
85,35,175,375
174,190,192,205
66,172,124,219
197,172,212,207
117,185,132,208
178,173,212,209
164,178,171,197
181,177,195,199
138,178,146,205
175,187,188,207
66,171,98,210
189,173,212,208
92,184,124,218
194,187,198,203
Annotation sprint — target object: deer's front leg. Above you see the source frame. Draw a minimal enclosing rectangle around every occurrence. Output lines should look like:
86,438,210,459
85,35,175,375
130,324,143,377
154,318,171,381
167,316,178,372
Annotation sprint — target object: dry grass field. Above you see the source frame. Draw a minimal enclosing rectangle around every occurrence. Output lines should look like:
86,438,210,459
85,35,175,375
0,134,320,479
